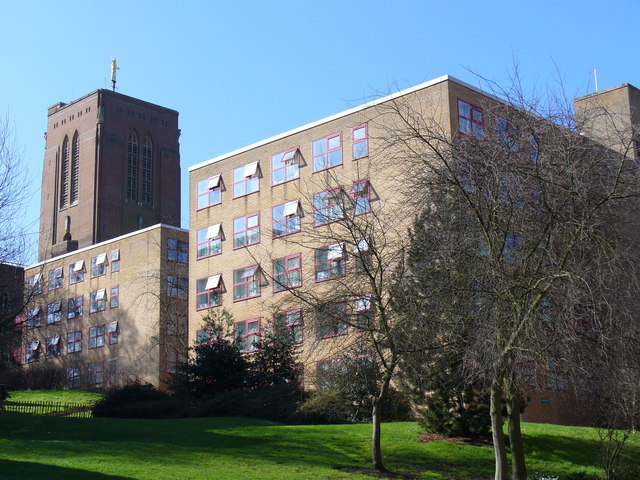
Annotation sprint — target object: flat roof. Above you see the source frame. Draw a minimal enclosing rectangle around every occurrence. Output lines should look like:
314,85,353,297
189,74,487,173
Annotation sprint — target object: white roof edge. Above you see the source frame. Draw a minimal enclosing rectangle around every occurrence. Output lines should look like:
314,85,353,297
189,74,490,173
28,223,188,269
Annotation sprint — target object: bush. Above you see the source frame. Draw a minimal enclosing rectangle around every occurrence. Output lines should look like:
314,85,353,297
298,390,353,424
0,365,66,390
93,382,180,418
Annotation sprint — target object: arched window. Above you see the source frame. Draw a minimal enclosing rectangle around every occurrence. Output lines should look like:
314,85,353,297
141,135,153,206
70,131,80,204
127,131,138,202
60,136,69,208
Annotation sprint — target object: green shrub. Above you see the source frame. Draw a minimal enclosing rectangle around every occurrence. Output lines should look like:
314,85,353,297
93,382,179,418
297,390,353,424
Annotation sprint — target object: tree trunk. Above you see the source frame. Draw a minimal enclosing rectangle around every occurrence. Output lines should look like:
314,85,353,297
490,383,509,480
507,393,527,480
372,397,385,471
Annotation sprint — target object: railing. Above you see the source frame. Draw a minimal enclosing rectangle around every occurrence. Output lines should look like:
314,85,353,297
3,400,95,418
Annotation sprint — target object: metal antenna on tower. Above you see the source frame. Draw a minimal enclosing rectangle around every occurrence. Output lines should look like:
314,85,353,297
111,57,119,92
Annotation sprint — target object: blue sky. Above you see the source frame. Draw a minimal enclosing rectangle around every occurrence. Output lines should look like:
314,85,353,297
2,0,639,263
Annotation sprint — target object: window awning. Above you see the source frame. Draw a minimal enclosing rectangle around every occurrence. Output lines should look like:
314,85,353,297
33,273,42,282
282,148,299,164
48,336,60,346
243,161,259,178
327,243,344,260
28,307,41,317
51,302,61,312
205,274,221,290
28,341,40,350
241,266,258,279
354,238,369,253
283,200,300,217
111,249,120,261
108,321,118,333
73,260,84,271
95,289,106,300
207,174,221,189
95,253,107,265
53,267,63,277
206,223,222,239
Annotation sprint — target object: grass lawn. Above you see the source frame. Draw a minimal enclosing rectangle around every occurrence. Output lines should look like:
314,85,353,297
6,389,102,405
1,410,639,480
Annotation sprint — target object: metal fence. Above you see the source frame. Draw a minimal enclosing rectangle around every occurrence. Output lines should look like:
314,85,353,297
3,400,95,418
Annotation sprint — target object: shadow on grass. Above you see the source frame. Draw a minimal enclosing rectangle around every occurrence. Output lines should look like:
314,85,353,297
0,459,135,480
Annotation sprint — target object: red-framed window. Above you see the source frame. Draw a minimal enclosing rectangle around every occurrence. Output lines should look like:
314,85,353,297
11,347,22,365
458,99,484,138
316,358,344,389
26,341,40,363
66,367,81,388
167,276,188,299
69,260,85,284
314,243,346,282
90,253,107,278
197,174,222,209
351,180,371,215
272,200,301,237
46,336,62,358
312,133,342,172
67,330,82,353
46,301,62,324
354,237,372,272
233,162,260,198
110,286,119,308
26,307,42,329
313,189,343,226
196,275,223,310
272,148,300,185
48,267,63,290
233,213,259,248
356,295,375,330
67,296,83,319
89,325,105,349
352,124,368,159
88,362,103,386
28,274,43,295
273,254,302,292
197,224,222,258
90,289,107,313
234,318,261,352
233,266,261,301
111,249,120,272
167,238,188,263
108,321,119,344
316,303,348,339
196,327,220,345
274,310,303,344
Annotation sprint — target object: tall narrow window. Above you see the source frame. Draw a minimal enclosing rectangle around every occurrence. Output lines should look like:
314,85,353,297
127,131,139,202
70,132,80,204
141,135,153,206
60,136,69,208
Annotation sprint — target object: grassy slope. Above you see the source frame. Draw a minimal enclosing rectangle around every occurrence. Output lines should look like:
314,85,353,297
7,390,102,405
1,413,638,480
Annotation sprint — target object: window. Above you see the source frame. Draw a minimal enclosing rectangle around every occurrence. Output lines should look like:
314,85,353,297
196,328,220,345
167,315,188,337
273,254,302,292
26,307,42,329
141,135,153,206
316,358,345,389
60,136,69,208
233,213,259,248
46,301,62,324
28,274,42,295
234,318,260,352
69,260,85,284
272,200,301,237
233,162,260,198
233,266,261,301
70,132,79,204
108,321,119,344
67,330,82,353
46,336,61,358
166,348,184,374
127,131,138,202
354,238,371,272
89,325,105,349
196,275,223,310
48,267,63,290
458,99,484,138
90,289,107,313
197,175,223,209
351,180,371,215
167,238,188,263
312,133,342,171
90,253,107,278
111,249,120,272
88,362,104,386
26,341,40,363
67,296,83,319
313,189,344,226
197,224,222,258
274,310,303,344
497,117,519,152
110,286,119,308
316,303,348,339
356,296,375,329
315,244,346,282
167,276,188,299
272,148,300,185
66,367,81,388
352,124,368,159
